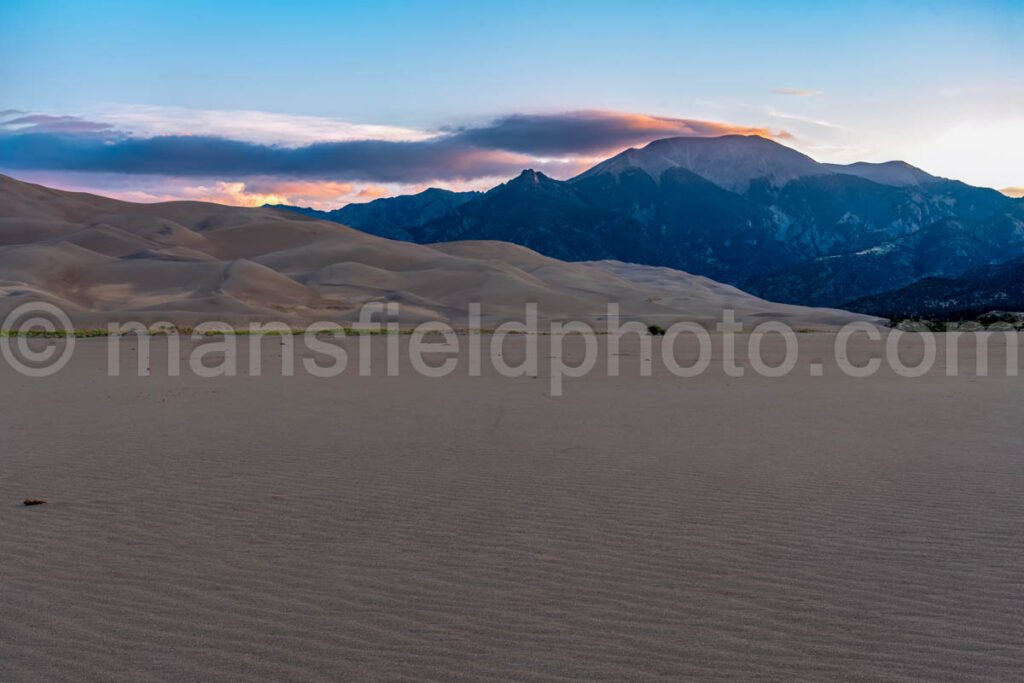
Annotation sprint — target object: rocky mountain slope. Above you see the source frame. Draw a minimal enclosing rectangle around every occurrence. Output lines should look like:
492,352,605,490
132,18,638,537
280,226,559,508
846,255,1024,320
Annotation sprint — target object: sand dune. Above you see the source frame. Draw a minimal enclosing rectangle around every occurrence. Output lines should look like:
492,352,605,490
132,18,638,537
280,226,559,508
0,174,874,327
586,260,872,328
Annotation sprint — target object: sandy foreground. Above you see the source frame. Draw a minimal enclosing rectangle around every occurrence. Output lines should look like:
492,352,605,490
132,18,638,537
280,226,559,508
1,333,1022,681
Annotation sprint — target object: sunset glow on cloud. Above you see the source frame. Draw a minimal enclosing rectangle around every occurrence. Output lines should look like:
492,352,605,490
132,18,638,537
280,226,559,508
2,168,506,210
0,108,797,207
165,179,417,209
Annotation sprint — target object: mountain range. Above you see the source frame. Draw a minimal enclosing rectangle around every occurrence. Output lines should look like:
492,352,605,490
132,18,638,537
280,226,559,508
273,135,1024,316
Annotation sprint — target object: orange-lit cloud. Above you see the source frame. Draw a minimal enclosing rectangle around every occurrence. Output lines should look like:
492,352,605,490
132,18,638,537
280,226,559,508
1002,187,1024,198
169,180,410,209
606,112,781,138
356,185,389,199
455,110,792,156
1,171,429,210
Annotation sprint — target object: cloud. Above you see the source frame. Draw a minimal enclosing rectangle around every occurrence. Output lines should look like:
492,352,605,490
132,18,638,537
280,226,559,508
1,112,115,136
0,170,441,210
1001,187,1024,198
0,132,534,182
760,108,846,130
451,111,788,155
169,180,359,208
772,88,823,97
87,105,434,146
0,107,796,208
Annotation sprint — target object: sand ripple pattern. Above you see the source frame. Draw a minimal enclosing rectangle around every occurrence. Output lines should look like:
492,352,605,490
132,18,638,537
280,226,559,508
2,337,1023,681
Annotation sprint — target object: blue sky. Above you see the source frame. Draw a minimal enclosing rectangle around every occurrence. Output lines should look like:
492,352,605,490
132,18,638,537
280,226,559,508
1,0,1021,206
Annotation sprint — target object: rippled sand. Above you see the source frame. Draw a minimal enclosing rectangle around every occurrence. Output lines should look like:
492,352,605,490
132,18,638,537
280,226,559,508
2,334,1021,681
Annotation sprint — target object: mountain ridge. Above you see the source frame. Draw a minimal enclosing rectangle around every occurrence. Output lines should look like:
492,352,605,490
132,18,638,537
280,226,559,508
246,135,1024,311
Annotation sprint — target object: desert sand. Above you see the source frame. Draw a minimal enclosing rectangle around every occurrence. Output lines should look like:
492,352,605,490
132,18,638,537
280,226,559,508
0,174,871,329
2,333,1021,681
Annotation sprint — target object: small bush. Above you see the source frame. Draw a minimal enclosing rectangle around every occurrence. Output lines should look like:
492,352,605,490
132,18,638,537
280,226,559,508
647,325,666,336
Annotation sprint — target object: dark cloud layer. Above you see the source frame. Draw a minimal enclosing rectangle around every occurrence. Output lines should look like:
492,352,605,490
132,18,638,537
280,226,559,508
453,111,783,156
0,133,528,182
0,110,787,183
